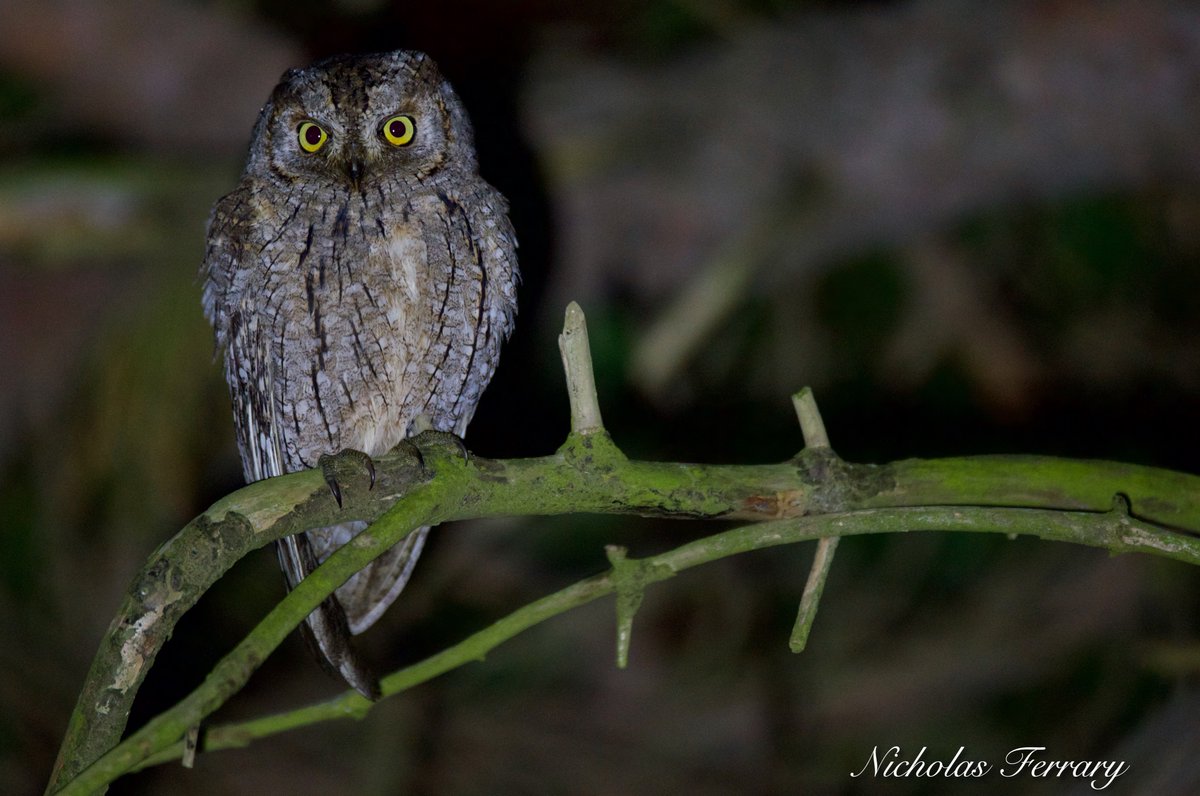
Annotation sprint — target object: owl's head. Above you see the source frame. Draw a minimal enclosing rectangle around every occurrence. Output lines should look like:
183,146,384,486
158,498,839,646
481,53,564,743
246,50,477,190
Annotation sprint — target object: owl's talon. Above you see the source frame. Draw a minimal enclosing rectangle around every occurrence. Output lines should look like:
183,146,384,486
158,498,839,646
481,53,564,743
326,476,343,508
318,449,377,508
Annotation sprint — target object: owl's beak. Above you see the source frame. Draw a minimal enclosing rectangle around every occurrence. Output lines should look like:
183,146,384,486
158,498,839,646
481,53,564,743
346,156,365,188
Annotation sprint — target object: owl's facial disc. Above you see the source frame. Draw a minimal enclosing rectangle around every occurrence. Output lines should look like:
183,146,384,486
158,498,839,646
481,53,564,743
258,52,471,189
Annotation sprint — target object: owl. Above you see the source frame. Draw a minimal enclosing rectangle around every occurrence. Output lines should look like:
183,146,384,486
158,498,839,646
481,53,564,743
201,51,518,697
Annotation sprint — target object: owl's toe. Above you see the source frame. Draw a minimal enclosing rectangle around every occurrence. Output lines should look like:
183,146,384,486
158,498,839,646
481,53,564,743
391,438,426,470
410,429,470,464
318,448,377,508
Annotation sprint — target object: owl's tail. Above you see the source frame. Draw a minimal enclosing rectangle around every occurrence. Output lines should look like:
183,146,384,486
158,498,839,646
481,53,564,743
338,525,430,634
276,533,382,700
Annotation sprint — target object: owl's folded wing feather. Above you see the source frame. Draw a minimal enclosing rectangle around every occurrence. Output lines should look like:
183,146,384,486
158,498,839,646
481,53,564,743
205,209,382,699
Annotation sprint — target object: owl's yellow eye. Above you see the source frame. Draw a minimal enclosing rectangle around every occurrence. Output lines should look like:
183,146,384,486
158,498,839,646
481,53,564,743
382,115,415,147
297,121,328,153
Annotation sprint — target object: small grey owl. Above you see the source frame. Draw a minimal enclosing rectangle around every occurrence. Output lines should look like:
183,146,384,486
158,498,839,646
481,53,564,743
201,51,518,697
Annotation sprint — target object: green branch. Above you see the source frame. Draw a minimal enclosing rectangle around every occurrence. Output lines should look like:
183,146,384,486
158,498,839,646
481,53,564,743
135,498,1183,768
46,303,1200,795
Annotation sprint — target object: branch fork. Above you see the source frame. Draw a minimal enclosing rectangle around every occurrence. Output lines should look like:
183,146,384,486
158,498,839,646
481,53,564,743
44,302,1200,795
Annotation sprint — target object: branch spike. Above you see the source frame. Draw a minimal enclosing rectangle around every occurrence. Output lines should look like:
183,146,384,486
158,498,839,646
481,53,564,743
606,545,641,669
558,301,605,435
181,726,199,769
792,386,830,449
789,388,839,653
604,545,673,669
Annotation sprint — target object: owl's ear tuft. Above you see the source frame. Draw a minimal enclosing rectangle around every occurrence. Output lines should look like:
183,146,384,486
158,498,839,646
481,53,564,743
406,50,443,86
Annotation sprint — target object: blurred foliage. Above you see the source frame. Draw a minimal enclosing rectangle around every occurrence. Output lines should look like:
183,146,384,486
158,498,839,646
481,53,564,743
2,0,1199,794
0,70,39,125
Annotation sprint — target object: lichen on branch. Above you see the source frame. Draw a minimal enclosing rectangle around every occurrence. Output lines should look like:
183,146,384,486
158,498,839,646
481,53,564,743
46,304,1200,796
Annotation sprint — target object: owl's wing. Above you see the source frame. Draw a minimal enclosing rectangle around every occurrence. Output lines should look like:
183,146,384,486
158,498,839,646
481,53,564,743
206,198,381,699
225,307,382,699
202,190,288,485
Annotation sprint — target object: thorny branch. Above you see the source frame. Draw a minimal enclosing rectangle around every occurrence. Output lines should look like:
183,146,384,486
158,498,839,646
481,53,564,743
46,303,1200,795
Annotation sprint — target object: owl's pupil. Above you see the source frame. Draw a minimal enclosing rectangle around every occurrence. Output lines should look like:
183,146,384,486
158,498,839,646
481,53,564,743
388,120,405,139
304,126,323,147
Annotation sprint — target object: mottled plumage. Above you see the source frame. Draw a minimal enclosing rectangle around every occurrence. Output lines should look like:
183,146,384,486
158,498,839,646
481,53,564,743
201,51,518,696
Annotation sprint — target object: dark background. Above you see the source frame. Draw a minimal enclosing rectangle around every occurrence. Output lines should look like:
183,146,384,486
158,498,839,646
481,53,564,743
3,1,1200,793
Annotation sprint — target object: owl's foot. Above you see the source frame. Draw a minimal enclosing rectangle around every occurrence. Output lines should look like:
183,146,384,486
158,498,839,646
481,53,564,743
391,438,426,469
318,448,376,508
409,429,470,463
